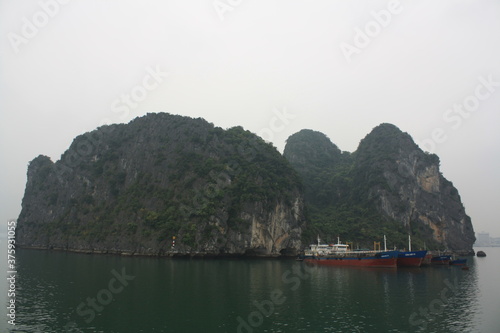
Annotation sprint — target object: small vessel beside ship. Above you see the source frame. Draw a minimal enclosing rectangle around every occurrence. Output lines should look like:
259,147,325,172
449,258,467,265
430,254,453,265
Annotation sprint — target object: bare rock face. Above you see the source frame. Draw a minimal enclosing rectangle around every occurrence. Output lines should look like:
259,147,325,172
17,113,306,256
356,124,475,251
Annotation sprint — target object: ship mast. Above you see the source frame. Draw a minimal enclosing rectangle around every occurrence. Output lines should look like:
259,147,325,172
408,205,414,252
383,235,387,251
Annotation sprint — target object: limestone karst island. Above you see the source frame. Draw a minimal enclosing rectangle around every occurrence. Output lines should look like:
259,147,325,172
16,113,475,257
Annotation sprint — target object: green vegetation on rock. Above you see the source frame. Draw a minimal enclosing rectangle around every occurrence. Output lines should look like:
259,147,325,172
17,113,305,256
17,115,475,255
284,125,474,251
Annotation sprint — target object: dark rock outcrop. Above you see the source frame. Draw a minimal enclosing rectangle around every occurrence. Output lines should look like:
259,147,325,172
476,251,486,257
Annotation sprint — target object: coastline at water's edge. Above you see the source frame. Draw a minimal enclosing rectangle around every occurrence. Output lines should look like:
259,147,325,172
15,245,297,259
17,244,475,259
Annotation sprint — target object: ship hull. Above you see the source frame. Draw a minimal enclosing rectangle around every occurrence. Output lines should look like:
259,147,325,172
397,250,427,267
421,253,433,266
431,255,452,265
450,259,467,266
303,251,398,268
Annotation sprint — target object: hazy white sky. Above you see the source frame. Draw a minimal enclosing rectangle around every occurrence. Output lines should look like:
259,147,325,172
1,0,499,237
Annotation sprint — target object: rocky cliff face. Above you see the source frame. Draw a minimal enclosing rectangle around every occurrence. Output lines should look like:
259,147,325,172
355,124,475,251
284,124,475,252
17,113,305,256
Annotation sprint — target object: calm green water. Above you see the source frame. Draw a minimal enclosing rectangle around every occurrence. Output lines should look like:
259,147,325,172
2,247,499,333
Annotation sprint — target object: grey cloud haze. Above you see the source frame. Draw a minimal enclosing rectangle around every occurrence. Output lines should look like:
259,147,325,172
1,0,499,237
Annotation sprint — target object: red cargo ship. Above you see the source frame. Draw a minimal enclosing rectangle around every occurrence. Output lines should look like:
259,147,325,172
397,250,428,267
397,235,427,267
302,237,398,268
